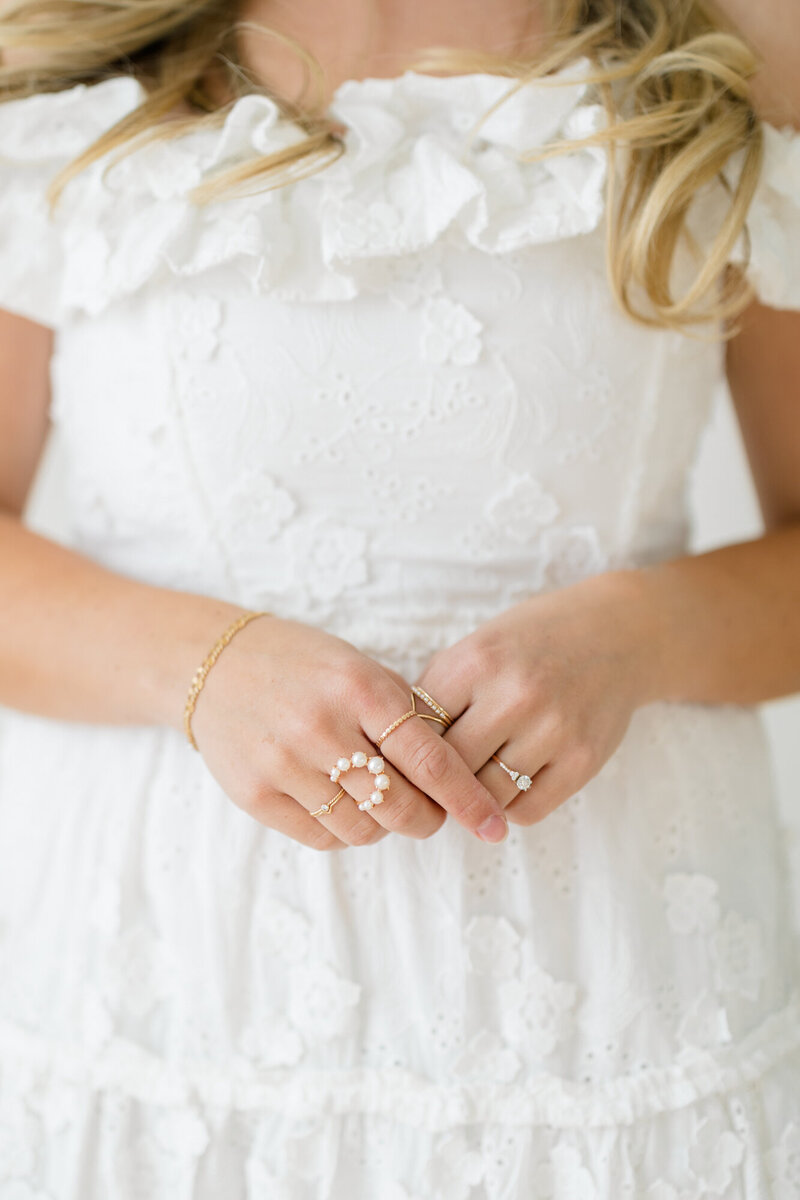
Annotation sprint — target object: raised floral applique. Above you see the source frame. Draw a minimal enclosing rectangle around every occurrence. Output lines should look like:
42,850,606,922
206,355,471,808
171,293,223,362
253,897,312,964
687,1114,744,1195
245,1156,296,1200
766,1121,800,1199
541,524,609,590
711,909,766,1001
331,198,404,257
426,1129,485,1200
532,1143,597,1200
675,988,732,1050
239,1012,305,1069
287,518,369,603
486,473,560,542
152,1108,209,1160
100,923,177,1019
464,915,520,977
220,468,297,545
287,961,361,1042
663,873,720,935
420,296,483,365
451,1029,522,1083
498,965,580,1058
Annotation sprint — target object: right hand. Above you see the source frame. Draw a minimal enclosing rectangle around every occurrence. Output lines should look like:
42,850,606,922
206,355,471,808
187,612,510,850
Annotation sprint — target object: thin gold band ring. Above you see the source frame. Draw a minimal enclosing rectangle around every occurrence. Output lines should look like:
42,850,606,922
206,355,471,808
310,786,346,818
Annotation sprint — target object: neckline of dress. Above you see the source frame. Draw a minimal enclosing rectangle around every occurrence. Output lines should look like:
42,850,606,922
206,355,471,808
105,57,595,149
330,67,521,94
326,59,592,102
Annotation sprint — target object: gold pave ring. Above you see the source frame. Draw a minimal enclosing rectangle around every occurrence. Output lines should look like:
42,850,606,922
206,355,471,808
410,685,453,728
310,786,346,818
376,690,452,748
375,708,417,747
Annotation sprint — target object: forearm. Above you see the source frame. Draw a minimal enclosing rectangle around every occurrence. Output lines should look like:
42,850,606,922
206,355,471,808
618,523,800,707
0,510,249,731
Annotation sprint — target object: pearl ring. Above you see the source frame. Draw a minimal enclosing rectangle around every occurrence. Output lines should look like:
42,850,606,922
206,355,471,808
309,751,391,818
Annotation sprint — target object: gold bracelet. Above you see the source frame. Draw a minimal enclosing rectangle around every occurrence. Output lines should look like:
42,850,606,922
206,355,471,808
183,610,272,750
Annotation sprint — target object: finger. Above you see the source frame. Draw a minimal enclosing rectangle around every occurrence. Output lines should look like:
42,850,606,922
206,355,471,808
246,785,349,851
369,711,509,843
333,747,448,841
411,670,468,733
476,758,573,825
291,740,443,846
476,752,546,810
439,702,505,774
289,751,391,848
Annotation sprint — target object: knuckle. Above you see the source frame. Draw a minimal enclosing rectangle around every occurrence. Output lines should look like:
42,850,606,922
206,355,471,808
507,800,547,827
306,825,342,851
241,781,277,820
417,808,447,839
464,634,500,676
570,740,596,780
347,820,385,847
342,660,383,710
407,737,450,788
289,705,329,745
383,793,419,833
543,704,571,745
267,740,296,778
503,668,535,716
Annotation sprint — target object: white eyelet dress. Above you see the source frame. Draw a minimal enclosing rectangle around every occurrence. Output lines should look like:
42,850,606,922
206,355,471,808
1,57,800,1199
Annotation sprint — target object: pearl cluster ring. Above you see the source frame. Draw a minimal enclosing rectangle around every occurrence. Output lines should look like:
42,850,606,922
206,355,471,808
330,751,391,811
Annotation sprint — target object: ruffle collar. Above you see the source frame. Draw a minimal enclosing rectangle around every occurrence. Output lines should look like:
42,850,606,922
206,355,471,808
1,59,610,318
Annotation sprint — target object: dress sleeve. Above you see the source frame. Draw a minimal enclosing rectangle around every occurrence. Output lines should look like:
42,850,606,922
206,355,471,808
0,94,69,328
727,120,800,312
0,78,143,330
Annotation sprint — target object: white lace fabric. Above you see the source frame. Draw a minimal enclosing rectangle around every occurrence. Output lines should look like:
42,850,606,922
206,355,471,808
1,58,800,1199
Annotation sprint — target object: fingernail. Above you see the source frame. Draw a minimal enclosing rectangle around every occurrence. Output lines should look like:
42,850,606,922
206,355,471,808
477,813,508,843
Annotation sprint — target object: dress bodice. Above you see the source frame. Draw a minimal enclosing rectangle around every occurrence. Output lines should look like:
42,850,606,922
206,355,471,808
1,60,799,666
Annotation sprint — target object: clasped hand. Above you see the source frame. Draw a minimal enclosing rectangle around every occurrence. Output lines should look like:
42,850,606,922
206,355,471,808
415,571,653,829
190,571,654,850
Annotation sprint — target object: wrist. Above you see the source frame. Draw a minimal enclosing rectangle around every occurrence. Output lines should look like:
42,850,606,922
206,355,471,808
137,591,257,734
578,567,668,708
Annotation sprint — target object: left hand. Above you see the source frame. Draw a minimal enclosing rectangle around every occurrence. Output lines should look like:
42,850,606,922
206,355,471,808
412,571,658,825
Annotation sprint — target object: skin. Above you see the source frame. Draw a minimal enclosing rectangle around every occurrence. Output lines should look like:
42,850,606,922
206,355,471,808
0,0,798,849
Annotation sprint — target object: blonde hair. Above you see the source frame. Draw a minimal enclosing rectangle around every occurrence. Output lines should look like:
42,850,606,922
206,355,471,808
0,0,763,334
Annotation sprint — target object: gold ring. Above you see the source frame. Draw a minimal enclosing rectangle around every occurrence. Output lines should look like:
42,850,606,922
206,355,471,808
375,690,452,748
411,685,454,727
491,754,533,792
375,708,417,747
310,786,346,817
327,751,393,812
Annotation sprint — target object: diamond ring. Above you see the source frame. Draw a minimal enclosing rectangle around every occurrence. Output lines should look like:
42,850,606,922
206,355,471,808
492,753,533,792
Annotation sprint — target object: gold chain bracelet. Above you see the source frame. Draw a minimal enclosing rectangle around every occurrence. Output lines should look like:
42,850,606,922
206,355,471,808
183,610,272,750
